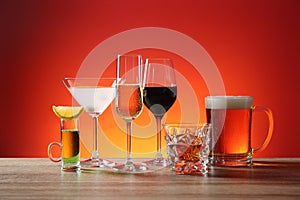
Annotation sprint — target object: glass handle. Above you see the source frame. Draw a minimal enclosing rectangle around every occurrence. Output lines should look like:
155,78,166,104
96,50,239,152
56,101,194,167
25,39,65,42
252,106,274,154
47,142,62,162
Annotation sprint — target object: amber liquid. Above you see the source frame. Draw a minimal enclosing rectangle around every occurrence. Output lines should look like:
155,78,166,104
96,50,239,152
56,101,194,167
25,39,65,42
180,144,202,163
116,84,143,120
206,108,252,165
168,143,204,163
61,130,80,163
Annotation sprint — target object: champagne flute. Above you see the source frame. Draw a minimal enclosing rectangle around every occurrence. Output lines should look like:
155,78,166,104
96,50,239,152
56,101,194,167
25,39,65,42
114,54,147,172
63,77,116,169
143,58,177,166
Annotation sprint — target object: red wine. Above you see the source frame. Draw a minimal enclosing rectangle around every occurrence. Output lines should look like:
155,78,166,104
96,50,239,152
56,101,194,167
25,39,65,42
143,86,177,116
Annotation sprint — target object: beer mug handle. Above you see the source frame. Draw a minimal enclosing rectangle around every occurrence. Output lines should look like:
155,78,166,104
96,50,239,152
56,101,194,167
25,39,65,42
252,106,274,154
47,142,62,162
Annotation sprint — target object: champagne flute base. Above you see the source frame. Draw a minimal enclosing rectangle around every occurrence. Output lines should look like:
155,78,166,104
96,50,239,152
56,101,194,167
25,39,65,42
112,162,148,173
80,158,166,174
80,158,116,169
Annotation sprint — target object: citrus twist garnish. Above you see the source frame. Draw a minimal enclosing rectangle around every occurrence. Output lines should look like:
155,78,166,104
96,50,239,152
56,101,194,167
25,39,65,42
52,105,84,120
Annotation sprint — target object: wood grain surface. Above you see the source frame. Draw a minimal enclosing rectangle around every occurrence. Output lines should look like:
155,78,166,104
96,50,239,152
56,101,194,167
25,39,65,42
0,158,299,199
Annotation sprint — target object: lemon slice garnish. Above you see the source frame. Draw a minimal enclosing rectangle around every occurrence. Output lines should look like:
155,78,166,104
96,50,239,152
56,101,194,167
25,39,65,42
52,105,84,120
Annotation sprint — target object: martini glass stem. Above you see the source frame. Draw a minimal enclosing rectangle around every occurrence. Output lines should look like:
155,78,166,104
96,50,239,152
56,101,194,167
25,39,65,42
92,115,100,160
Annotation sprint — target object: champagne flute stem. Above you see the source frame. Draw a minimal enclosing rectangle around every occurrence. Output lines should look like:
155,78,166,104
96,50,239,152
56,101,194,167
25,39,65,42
126,120,133,167
92,116,100,160
155,115,163,159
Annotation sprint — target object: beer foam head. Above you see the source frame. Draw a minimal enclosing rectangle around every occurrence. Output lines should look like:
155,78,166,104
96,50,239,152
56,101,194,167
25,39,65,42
205,96,253,109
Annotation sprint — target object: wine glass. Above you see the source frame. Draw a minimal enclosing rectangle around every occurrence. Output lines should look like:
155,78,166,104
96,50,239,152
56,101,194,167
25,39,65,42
63,77,116,169
114,54,147,172
143,58,177,166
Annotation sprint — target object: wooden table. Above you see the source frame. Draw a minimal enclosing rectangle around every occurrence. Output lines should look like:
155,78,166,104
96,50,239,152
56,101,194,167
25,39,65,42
0,158,299,199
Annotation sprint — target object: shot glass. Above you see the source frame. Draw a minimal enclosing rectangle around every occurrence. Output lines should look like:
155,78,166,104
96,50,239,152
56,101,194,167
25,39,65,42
164,123,211,175
48,118,80,172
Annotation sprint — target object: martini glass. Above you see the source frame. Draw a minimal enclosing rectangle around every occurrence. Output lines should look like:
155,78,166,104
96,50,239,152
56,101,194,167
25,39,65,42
63,77,116,169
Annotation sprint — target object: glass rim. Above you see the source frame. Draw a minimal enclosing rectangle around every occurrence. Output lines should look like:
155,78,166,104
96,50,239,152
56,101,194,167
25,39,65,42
62,77,116,81
62,77,117,88
145,57,172,61
117,54,142,58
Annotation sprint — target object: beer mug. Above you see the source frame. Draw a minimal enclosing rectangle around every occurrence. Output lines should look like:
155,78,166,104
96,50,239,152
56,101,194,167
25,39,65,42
48,118,80,171
205,96,274,167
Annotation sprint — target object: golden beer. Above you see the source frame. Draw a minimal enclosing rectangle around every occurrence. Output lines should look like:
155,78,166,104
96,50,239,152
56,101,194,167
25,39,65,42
206,96,253,166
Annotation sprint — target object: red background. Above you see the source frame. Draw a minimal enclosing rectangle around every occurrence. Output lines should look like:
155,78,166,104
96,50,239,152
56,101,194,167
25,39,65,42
1,0,299,158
